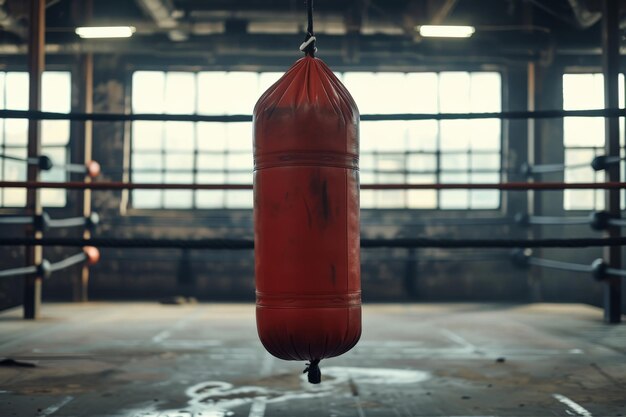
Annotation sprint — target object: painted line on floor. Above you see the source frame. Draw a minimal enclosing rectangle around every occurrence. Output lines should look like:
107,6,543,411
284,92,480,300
553,393,593,416
150,308,205,344
39,396,73,416
248,396,267,417
151,330,171,344
440,329,482,354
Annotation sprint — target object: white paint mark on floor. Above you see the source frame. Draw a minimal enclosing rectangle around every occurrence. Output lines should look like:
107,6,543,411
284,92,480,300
151,330,171,344
248,396,267,417
39,396,73,416
440,329,480,353
323,367,430,385
553,393,593,416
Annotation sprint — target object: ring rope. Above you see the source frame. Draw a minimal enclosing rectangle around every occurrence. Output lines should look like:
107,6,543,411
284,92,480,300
49,252,87,273
0,211,618,230
0,153,90,174
510,250,626,280
0,212,99,230
0,251,88,279
522,155,625,176
527,256,594,273
0,264,37,279
3,236,626,249
517,214,591,226
0,180,624,191
0,215,34,225
517,211,626,230
2,108,626,123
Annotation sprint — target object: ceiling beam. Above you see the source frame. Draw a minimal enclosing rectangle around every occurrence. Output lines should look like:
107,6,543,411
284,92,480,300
134,0,187,40
429,0,458,25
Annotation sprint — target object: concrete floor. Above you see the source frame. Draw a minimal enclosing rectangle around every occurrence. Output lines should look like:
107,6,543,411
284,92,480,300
0,302,624,417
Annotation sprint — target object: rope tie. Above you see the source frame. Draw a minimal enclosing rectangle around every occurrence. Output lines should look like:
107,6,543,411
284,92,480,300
300,0,317,56
303,359,321,384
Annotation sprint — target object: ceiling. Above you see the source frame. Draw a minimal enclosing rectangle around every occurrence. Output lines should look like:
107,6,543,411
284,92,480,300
0,0,623,65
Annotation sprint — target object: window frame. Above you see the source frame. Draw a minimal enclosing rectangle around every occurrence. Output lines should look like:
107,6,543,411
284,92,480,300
124,63,508,215
0,64,74,212
561,69,626,212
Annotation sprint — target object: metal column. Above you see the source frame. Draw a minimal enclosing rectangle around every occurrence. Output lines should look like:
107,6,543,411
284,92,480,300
601,0,621,324
23,0,45,319
73,52,93,302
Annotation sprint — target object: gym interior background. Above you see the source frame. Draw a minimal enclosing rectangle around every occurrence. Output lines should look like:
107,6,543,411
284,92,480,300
0,0,625,416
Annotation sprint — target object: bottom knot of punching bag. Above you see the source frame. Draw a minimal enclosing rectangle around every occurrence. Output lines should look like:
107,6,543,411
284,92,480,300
303,359,321,384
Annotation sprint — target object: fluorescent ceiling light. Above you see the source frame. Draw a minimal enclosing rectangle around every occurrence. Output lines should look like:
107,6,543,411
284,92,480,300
418,25,475,38
75,26,136,39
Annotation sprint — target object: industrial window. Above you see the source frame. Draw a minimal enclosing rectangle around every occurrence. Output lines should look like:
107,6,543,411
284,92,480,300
0,71,71,207
131,71,502,209
562,73,624,210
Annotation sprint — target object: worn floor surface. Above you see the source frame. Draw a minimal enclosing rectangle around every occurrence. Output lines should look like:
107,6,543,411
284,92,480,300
0,302,624,417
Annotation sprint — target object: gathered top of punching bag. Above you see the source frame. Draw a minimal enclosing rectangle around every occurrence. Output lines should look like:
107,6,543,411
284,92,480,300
253,0,362,385
253,56,359,158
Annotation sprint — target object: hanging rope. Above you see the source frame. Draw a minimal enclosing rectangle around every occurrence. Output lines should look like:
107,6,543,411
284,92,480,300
299,0,317,56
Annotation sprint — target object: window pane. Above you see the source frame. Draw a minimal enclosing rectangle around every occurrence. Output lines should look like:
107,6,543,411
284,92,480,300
406,121,438,151
3,148,26,206
165,72,196,114
470,73,501,112
133,152,162,172
133,172,162,208
562,72,626,210
469,173,499,209
440,120,470,150
133,121,164,151
196,172,225,208
42,72,71,146
0,72,5,109
5,72,28,109
165,122,194,151
342,73,377,114
407,154,436,172
406,73,438,113
440,172,469,209
564,148,603,210
439,72,470,113
257,72,283,97
469,119,500,150
226,123,252,151
197,122,227,151
132,71,165,113
407,174,437,209
130,70,501,210
164,172,193,209
1,71,70,208
563,74,604,110
361,121,405,152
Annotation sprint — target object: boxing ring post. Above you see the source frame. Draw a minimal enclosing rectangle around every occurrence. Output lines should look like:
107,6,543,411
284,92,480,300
23,0,46,319
73,0,94,302
601,0,622,324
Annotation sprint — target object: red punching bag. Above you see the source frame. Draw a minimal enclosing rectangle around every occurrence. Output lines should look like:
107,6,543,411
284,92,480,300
253,20,361,384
